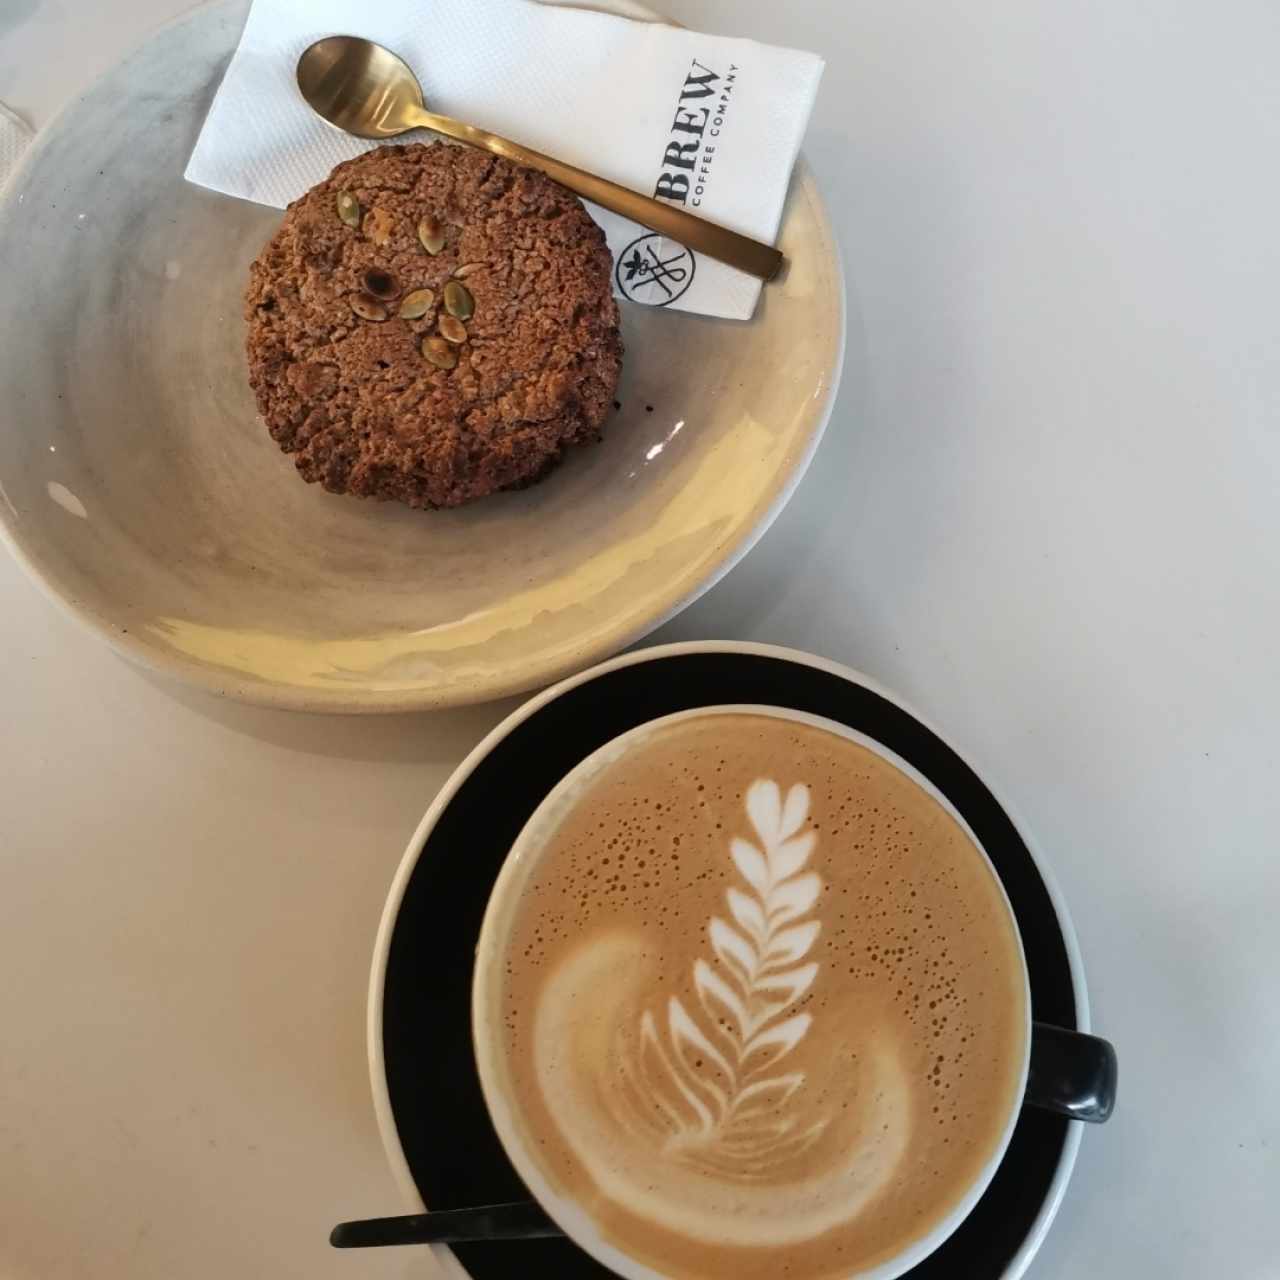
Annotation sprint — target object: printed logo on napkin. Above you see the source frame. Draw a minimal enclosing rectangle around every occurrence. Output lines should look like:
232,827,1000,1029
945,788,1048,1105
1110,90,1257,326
183,0,824,322
617,233,696,305
614,59,735,307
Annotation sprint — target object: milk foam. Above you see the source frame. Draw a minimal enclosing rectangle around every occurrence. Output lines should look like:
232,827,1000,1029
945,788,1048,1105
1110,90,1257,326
535,929,912,1246
493,713,1028,1280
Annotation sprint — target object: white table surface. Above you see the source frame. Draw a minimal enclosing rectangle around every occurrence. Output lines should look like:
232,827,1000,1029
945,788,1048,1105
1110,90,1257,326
2,1,1278,1277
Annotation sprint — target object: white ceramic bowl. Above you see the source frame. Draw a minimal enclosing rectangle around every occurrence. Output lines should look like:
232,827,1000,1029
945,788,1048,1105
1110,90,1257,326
0,1,844,712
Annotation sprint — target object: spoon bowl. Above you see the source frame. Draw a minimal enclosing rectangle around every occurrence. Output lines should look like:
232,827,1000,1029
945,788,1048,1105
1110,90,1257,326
296,35,426,139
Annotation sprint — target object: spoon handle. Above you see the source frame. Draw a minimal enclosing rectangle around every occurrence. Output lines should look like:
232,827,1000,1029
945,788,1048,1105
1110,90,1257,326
406,106,783,282
330,1199,561,1248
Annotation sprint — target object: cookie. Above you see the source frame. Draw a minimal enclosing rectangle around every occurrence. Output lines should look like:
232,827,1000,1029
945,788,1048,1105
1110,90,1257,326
244,143,623,509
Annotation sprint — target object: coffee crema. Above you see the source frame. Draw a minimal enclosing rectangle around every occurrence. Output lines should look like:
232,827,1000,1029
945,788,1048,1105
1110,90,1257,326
487,713,1028,1279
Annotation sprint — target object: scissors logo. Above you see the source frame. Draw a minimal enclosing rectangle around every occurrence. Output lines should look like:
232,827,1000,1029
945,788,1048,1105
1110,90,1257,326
616,234,697,306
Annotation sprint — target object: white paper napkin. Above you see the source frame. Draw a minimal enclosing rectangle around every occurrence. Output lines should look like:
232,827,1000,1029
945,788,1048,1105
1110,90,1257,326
185,0,822,320
0,103,33,189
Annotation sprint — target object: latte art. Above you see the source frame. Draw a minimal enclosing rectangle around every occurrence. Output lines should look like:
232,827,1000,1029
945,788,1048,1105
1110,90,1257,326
484,712,1028,1280
621,780,830,1177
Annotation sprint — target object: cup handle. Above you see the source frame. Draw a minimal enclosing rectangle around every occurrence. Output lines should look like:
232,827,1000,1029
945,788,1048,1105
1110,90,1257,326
1024,1022,1117,1123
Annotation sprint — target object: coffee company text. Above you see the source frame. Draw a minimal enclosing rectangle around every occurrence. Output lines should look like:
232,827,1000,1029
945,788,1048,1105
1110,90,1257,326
654,61,739,209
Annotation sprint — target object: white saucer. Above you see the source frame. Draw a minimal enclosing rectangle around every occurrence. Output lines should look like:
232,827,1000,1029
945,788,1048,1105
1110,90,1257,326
367,641,1090,1280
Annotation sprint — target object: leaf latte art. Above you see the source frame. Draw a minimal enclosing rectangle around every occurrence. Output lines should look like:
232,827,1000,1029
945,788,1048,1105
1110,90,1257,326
621,779,829,1177
490,713,1029,1280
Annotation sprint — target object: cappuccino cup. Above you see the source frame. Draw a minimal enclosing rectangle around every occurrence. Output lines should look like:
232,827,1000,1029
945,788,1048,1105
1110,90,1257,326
473,706,1115,1280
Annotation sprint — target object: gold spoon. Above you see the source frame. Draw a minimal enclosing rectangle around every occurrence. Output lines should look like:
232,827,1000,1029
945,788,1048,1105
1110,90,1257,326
296,35,783,282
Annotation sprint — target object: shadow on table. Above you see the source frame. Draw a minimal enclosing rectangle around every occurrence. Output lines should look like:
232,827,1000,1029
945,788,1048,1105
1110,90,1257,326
0,0,39,42
137,665,523,767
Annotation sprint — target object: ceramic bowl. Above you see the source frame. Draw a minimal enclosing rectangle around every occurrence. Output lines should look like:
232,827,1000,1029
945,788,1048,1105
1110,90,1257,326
0,1,844,712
